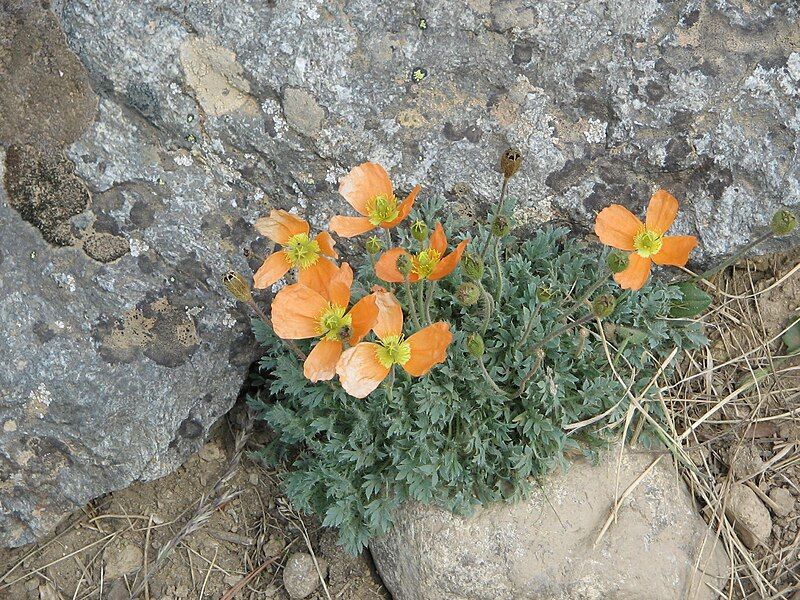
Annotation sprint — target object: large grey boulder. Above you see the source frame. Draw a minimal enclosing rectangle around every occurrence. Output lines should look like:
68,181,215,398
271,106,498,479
370,447,728,600
1,0,798,547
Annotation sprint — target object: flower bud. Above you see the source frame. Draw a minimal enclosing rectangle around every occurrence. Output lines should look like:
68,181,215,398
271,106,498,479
491,215,511,237
410,220,429,242
466,332,485,357
606,250,630,274
771,209,797,236
396,253,414,277
455,281,481,306
536,286,552,303
500,147,522,179
462,252,484,280
223,271,252,303
366,235,382,255
591,294,617,319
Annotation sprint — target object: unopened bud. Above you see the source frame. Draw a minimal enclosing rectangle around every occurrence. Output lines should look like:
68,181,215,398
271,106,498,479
455,281,481,306
466,332,485,357
606,250,630,274
397,253,414,277
771,209,797,236
536,286,553,303
500,147,522,179
366,235,382,255
591,294,617,319
410,220,429,242
462,252,484,280
491,215,511,237
223,271,252,303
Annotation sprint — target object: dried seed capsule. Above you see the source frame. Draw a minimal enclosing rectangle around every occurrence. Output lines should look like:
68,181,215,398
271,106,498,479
500,147,522,178
223,271,252,303
491,215,511,237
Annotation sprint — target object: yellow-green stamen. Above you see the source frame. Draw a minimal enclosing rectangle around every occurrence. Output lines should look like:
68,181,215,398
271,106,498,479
632,227,663,258
413,248,441,279
367,194,400,226
284,233,321,269
375,335,411,368
316,304,352,340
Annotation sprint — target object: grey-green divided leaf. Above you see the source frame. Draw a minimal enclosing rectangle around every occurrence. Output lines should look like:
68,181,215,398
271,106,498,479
669,282,712,318
782,317,800,354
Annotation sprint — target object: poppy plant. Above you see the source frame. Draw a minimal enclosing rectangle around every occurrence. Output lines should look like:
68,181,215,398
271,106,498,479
336,289,453,398
270,263,379,382
329,162,420,237
375,222,468,283
253,210,338,290
595,190,698,290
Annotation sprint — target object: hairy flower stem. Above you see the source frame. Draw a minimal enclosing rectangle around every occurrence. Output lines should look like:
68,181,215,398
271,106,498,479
690,231,773,283
423,280,435,324
417,280,428,325
477,358,510,396
493,240,504,303
479,176,509,260
562,277,607,323
479,282,494,335
403,279,422,329
385,367,395,404
515,314,594,397
514,305,541,351
247,299,306,360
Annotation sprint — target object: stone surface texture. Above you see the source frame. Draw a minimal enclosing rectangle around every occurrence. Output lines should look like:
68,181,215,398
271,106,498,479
1,0,798,547
371,447,728,600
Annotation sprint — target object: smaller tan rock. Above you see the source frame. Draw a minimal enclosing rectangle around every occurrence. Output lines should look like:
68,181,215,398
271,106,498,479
283,88,325,137
283,552,327,599
104,543,143,579
768,487,795,517
727,444,764,480
726,482,772,549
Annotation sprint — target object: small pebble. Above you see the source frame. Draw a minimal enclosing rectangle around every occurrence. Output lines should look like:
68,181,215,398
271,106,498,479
283,552,328,599
727,445,763,480
725,482,772,549
769,487,795,517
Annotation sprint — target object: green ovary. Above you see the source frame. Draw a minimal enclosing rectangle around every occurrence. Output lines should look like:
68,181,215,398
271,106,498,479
633,228,663,258
367,194,400,226
375,335,411,368
285,233,321,269
413,248,441,279
316,304,352,340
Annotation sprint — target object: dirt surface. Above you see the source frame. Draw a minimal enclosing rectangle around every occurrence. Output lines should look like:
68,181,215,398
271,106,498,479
0,409,389,600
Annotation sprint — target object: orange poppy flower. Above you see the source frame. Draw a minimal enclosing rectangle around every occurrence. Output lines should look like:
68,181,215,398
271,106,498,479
375,222,468,283
595,190,698,291
271,263,379,382
329,162,420,237
336,289,453,398
253,209,338,290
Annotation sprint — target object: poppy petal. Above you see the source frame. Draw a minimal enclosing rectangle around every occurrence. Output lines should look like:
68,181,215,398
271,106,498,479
336,342,391,398
652,235,697,267
429,239,468,281
403,322,453,377
253,251,291,289
271,284,328,339
375,248,409,283
339,162,394,216
428,222,447,255
255,210,309,244
303,338,343,382
327,262,353,308
316,231,338,258
372,289,404,340
613,253,652,291
329,215,375,238
348,294,379,344
646,190,679,235
384,184,420,228
298,258,339,298
595,205,641,251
